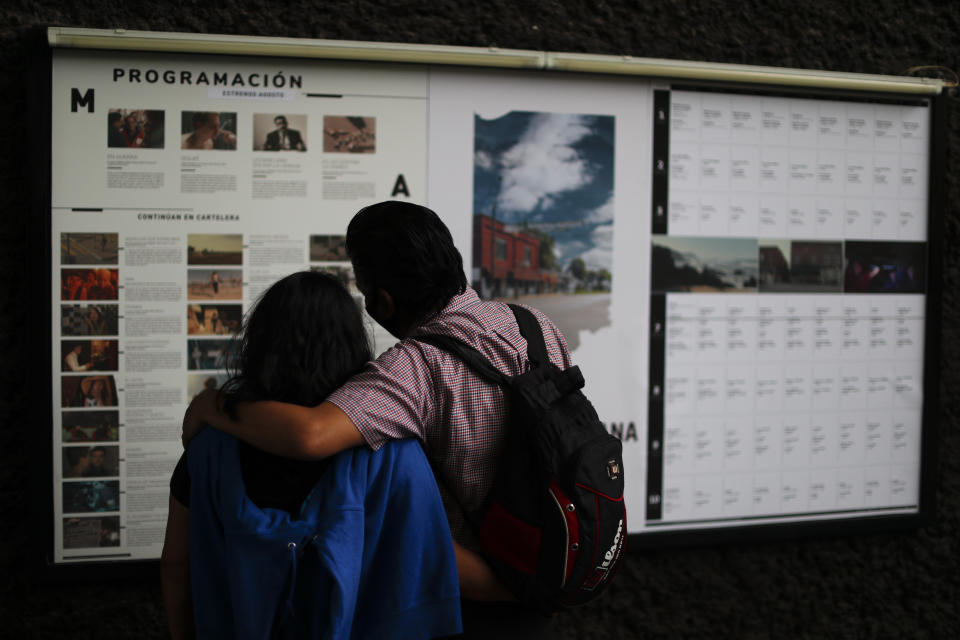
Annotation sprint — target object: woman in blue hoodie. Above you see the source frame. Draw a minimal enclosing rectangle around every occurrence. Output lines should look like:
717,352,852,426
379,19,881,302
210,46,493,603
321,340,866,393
161,271,462,639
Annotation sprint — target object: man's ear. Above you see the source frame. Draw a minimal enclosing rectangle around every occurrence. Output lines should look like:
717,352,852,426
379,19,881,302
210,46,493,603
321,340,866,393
372,288,395,319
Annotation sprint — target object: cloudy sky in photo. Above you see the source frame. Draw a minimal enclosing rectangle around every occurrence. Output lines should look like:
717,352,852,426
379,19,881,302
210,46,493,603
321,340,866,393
474,111,615,271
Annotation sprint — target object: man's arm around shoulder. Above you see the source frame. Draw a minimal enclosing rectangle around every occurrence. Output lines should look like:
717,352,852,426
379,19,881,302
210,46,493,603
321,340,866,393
181,388,364,459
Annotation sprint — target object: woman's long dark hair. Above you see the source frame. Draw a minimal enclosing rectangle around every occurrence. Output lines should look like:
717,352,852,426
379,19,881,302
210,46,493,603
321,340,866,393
220,271,371,416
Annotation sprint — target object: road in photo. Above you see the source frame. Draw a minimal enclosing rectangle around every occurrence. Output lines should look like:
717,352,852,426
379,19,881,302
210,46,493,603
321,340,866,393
511,291,610,352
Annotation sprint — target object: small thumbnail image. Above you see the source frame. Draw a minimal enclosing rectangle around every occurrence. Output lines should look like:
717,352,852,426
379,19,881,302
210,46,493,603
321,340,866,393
758,240,843,293
61,375,118,408
188,373,230,399
844,241,926,293
63,515,121,549
651,236,758,293
188,234,243,265
310,264,359,296
63,480,119,513
181,111,237,150
63,445,120,479
323,116,376,153
309,234,349,261
62,339,119,372
61,304,119,337
188,268,243,301
61,233,119,265
62,410,119,442
188,338,236,371
108,108,165,149
61,268,119,301
187,304,243,336
254,113,307,151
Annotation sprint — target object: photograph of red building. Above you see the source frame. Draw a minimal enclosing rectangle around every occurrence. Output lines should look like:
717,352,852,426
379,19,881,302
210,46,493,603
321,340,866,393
472,214,559,298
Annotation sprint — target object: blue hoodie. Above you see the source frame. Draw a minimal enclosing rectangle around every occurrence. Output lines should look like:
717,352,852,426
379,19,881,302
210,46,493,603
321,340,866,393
187,429,462,639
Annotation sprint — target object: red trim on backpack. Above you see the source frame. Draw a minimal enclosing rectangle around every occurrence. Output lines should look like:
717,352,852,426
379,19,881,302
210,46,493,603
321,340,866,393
479,501,541,575
549,480,580,586
575,482,624,502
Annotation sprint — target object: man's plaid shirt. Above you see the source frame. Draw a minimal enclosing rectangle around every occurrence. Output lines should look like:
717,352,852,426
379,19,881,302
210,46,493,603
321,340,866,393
327,287,572,546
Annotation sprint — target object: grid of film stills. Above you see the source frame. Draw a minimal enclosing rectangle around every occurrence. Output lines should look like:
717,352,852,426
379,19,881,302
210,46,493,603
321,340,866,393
60,233,122,551
58,228,367,554
186,233,244,405
105,109,377,154
646,89,929,525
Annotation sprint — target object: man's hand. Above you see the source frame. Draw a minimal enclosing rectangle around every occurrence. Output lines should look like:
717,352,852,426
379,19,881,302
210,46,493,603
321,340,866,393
181,387,219,448
453,541,515,602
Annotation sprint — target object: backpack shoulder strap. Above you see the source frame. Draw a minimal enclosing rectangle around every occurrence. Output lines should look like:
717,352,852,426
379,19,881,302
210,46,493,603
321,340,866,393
507,303,549,367
414,333,509,387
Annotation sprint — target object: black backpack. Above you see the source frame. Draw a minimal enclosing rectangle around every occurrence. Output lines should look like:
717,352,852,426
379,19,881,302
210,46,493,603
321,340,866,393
417,303,626,611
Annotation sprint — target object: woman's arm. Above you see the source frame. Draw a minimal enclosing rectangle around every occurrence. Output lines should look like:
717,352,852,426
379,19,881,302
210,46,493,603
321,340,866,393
161,496,195,640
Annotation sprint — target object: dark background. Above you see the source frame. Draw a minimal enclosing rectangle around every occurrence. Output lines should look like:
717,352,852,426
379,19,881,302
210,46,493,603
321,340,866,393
2,1,958,638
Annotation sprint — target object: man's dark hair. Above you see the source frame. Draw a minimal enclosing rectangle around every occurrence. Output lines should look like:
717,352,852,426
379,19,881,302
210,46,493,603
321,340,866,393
274,115,287,124
108,112,122,125
89,446,106,456
346,201,467,322
220,271,371,415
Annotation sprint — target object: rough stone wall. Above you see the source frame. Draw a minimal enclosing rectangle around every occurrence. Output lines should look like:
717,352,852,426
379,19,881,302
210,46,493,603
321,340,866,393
1,2,958,638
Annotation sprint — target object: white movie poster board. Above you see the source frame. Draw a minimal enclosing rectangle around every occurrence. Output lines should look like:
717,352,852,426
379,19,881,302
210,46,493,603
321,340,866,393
51,50,427,562
49,44,935,563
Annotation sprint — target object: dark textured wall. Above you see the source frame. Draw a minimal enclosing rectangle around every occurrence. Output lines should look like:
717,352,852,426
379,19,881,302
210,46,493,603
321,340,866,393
2,2,958,638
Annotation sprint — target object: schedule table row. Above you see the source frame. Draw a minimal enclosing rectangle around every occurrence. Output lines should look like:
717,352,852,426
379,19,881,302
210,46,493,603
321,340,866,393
657,463,918,522
663,361,923,414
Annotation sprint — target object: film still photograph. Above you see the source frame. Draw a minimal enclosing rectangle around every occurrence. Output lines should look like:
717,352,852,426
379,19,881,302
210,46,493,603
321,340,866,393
843,241,926,293
309,264,359,295
181,111,237,150
187,234,243,265
187,304,243,336
309,234,348,261
187,268,242,301
62,445,120,479
62,480,119,513
61,232,119,265
323,116,376,153
62,410,119,442
254,113,307,151
187,338,235,370
61,268,119,301
63,516,121,549
108,108,165,149
187,373,230,399
472,110,615,352
758,240,843,292
61,375,119,408
651,236,759,293
61,304,119,337
62,339,119,372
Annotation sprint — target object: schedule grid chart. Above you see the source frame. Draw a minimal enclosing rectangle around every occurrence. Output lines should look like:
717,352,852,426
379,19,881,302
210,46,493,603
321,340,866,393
646,88,928,528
